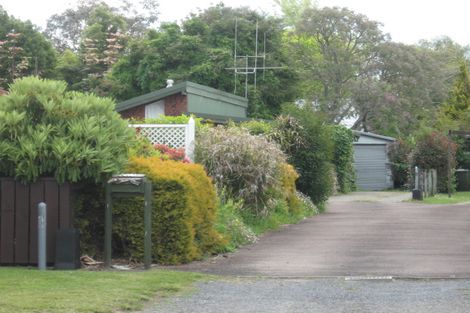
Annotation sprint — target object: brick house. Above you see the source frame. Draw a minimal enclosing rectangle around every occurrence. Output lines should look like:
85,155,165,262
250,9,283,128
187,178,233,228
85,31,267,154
116,81,248,123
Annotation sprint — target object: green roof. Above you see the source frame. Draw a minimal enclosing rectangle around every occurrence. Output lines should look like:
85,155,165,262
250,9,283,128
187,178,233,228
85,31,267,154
116,81,248,113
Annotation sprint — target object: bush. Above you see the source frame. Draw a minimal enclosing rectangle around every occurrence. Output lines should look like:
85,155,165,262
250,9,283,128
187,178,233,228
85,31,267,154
75,157,225,264
388,139,413,189
240,120,273,135
195,126,286,216
412,131,458,193
0,77,133,183
332,125,356,193
279,104,335,205
129,114,204,129
279,163,302,215
214,197,257,252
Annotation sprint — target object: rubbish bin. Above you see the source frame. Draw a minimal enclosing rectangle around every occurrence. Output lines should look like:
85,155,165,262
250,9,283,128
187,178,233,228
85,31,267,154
55,228,81,269
456,169,470,191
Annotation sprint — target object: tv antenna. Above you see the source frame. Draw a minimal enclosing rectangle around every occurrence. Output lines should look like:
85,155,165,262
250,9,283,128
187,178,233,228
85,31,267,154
226,19,285,98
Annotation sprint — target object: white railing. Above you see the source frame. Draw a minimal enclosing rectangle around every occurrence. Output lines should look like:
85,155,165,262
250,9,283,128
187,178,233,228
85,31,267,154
130,117,196,160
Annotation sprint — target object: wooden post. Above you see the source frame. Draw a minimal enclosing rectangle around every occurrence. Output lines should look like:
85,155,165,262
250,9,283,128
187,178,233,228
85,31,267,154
143,179,152,269
104,186,112,268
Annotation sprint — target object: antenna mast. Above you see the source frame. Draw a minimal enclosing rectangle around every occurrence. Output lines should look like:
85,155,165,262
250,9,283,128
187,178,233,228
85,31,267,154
228,20,285,98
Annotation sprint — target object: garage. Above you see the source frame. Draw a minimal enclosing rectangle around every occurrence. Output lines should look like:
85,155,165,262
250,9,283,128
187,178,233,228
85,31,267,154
353,131,395,190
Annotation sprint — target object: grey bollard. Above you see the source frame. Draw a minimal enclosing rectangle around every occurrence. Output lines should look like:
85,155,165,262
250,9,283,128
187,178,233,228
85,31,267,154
38,202,47,270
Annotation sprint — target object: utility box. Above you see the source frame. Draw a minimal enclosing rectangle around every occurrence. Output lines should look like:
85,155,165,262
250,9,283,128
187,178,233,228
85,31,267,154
55,228,81,270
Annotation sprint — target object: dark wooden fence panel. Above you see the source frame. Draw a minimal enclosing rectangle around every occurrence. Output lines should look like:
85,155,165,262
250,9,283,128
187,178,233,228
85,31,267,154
0,179,15,263
15,182,29,264
0,178,75,265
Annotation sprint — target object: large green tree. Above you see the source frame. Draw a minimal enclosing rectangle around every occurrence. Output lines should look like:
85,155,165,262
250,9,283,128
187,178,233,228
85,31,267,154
45,0,158,52
0,6,56,88
352,42,451,136
110,4,297,117
289,6,386,123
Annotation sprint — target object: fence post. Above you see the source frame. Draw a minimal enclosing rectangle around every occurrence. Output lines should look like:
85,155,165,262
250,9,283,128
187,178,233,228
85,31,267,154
38,202,47,270
185,117,196,161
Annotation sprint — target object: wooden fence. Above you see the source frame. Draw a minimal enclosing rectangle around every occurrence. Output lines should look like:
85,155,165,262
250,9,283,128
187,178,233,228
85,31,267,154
0,178,74,265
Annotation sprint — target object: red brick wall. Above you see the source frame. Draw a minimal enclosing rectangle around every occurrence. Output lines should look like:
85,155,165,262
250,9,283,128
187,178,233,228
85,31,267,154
120,105,145,119
164,94,188,116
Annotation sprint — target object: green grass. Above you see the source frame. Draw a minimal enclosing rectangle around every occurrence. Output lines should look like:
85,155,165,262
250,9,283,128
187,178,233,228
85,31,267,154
0,268,209,313
421,192,470,204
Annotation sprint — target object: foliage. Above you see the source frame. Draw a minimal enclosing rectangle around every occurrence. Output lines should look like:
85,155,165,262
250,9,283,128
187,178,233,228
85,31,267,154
331,125,356,193
128,134,164,158
53,49,84,90
290,6,386,123
0,8,56,88
0,77,133,183
109,4,297,116
353,42,455,137
214,197,257,252
195,126,286,216
280,104,335,205
45,0,159,52
441,62,470,123
154,144,190,163
452,135,470,169
279,163,302,215
388,139,413,189
129,114,205,130
270,114,307,156
240,119,273,135
412,131,458,193
112,157,224,264
0,268,206,313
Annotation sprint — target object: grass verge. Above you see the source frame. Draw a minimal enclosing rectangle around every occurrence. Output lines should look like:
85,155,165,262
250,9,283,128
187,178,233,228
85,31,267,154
420,192,470,204
0,268,208,313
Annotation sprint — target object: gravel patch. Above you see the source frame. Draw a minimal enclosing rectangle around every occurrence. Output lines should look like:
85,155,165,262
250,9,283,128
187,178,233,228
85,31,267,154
143,278,470,313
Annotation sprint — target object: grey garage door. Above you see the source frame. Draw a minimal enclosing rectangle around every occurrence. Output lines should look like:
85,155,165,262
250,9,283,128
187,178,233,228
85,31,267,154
354,144,388,190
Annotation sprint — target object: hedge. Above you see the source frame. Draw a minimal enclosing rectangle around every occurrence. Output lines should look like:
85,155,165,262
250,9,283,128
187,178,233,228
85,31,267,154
75,157,225,264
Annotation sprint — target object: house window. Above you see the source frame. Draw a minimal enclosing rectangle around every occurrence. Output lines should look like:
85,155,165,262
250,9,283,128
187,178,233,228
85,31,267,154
145,100,164,118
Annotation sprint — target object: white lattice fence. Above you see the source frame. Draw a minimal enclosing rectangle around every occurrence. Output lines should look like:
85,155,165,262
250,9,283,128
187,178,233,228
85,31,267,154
130,117,195,160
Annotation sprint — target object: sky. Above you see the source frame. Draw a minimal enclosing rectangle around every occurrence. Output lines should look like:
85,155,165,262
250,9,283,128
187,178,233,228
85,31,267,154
1,0,469,46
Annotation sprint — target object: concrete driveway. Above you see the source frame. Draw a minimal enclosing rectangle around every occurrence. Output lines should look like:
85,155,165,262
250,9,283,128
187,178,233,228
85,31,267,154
172,192,470,278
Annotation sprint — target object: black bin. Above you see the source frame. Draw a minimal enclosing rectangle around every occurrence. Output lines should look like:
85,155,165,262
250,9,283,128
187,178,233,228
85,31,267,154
456,169,470,191
55,228,81,269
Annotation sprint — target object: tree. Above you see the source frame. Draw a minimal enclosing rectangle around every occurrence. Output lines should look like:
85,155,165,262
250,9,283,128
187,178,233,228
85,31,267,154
290,7,386,123
45,0,158,52
110,4,297,117
352,42,451,137
274,0,315,25
0,7,56,88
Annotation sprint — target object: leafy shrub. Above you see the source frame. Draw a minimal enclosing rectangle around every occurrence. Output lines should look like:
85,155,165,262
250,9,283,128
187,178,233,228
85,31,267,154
279,104,335,205
128,135,164,158
412,131,458,193
76,157,225,264
195,126,286,216
279,163,302,215
240,120,273,135
388,139,413,188
296,191,319,216
332,125,356,193
0,77,133,183
270,115,307,156
214,198,257,252
154,144,190,162
129,114,204,129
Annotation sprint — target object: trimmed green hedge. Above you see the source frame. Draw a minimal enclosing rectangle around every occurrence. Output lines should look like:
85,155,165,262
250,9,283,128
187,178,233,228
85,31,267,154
75,157,225,264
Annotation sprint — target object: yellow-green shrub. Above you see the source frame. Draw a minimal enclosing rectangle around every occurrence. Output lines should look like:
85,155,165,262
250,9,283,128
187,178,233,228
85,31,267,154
279,163,302,215
112,157,225,264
